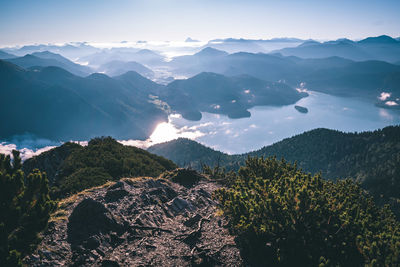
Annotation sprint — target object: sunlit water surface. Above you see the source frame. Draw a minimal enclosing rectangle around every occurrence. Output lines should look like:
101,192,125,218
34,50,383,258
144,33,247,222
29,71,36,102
159,91,400,154
1,91,400,158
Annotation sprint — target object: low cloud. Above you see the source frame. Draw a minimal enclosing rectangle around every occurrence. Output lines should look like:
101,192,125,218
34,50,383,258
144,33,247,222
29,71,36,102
0,142,56,161
0,114,211,160
385,101,399,106
378,92,391,101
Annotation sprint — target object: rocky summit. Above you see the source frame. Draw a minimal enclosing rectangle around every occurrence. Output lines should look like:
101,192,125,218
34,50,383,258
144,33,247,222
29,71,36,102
24,170,243,266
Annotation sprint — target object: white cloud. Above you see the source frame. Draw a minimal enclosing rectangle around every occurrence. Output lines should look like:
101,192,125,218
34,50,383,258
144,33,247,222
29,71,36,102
385,101,399,106
169,113,182,119
378,92,391,101
0,142,56,161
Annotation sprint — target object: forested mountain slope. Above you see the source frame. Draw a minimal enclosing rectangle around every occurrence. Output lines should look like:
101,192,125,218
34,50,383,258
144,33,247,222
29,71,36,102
149,126,400,205
23,137,177,198
0,60,167,140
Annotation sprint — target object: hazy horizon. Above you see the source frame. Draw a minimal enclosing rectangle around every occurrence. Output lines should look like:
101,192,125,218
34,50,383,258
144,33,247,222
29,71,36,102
1,0,399,46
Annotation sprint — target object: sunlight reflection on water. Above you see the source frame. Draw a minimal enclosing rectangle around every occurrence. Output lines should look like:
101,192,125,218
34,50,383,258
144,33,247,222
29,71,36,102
1,91,400,159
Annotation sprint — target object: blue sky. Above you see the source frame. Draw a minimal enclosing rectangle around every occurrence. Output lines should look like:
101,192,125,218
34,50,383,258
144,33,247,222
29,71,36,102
0,0,399,45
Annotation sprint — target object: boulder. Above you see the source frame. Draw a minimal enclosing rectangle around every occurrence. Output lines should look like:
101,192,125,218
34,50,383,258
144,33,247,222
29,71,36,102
67,198,125,246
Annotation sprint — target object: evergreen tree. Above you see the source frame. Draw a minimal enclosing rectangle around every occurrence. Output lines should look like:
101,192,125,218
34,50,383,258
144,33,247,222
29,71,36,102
0,151,53,266
214,157,400,266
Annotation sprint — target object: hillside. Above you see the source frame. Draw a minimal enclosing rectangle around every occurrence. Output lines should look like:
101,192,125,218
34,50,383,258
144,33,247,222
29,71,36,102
148,126,400,208
162,72,307,120
0,50,16,59
168,50,400,107
23,137,177,198
276,35,400,62
22,142,83,184
148,138,239,170
0,60,167,140
97,60,154,77
6,53,92,76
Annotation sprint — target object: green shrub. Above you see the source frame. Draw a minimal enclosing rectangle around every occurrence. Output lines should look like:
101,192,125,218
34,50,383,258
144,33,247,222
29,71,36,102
55,167,111,197
49,137,177,198
214,157,400,266
0,151,53,266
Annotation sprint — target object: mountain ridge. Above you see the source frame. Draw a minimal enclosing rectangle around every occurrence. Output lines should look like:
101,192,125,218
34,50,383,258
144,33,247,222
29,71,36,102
5,52,92,76
148,125,400,213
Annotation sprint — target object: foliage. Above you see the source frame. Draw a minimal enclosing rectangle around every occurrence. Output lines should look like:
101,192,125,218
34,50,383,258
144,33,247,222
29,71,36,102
23,142,82,184
214,157,400,266
0,151,53,266
150,126,400,217
148,138,241,171
57,167,111,195
202,162,236,186
49,137,177,198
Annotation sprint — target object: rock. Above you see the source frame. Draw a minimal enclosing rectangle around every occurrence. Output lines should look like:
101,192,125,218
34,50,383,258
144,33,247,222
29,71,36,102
105,189,129,202
160,168,205,187
169,197,193,214
40,250,53,260
26,178,244,266
108,181,125,190
148,186,178,203
109,232,125,247
83,236,100,250
184,214,202,227
101,259,120,267
67,198,125,246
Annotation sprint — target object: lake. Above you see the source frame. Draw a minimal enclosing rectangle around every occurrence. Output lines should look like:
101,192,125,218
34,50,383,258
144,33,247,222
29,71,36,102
1,91,400,158
160,91,400,154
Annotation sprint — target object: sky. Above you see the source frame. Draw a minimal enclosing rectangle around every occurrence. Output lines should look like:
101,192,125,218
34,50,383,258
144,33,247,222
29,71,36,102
0,0,399,46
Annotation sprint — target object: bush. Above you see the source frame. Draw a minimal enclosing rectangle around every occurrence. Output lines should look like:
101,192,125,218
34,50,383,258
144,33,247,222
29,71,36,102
50,137,177,198
54,167,111,197
0,151,53,266
214,157,400,266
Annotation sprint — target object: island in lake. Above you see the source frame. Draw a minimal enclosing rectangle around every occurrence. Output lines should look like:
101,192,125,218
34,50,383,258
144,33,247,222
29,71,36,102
295,105,308,113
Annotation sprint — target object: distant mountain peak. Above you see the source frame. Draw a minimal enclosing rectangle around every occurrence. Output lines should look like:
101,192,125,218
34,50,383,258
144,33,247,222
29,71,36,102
21,54,39,59
335,38,355,44
87,72,111,80
185,37,199,42
116,70,145,79
195,47,228,57
0,50,17,60
38,66,75,78
32,50,57,56
31,51,69,62
298,40,320,47
358,35,398,44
